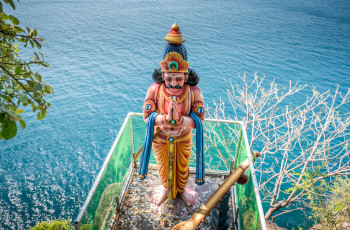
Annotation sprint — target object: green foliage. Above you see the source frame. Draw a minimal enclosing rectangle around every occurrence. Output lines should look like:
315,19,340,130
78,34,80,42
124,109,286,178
308,176,350,229
80,224,92,230
284,163,327,194
29,219,71,230
0,0,53,140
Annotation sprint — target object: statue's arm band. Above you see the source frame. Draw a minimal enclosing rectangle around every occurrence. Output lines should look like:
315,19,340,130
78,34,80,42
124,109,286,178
191,101,205,120
143,100,157,118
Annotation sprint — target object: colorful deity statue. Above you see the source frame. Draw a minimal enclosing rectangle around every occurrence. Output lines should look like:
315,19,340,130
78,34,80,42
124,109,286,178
139,22,205,207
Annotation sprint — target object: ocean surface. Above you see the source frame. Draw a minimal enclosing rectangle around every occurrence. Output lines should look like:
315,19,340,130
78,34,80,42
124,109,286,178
0,0,349,229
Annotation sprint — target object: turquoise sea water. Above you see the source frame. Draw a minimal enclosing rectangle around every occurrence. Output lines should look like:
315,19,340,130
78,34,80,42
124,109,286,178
1,0,349,229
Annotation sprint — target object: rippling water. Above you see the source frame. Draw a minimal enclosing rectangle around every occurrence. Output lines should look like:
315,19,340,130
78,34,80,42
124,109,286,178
0,0,349,229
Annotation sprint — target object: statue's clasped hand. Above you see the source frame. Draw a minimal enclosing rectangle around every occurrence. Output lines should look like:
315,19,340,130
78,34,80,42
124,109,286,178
163,97,184,126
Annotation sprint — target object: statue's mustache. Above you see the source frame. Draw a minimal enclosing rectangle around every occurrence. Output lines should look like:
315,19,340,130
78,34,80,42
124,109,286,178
166,84,182,89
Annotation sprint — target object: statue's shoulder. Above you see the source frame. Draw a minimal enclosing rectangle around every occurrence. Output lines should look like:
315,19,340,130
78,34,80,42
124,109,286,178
145,83,162,101
190,85,202,92
148,83,162,92
190,85,203,99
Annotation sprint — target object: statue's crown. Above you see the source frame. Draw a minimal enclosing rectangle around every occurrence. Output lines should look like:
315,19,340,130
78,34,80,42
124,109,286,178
160,52,189,73
164,21,186,44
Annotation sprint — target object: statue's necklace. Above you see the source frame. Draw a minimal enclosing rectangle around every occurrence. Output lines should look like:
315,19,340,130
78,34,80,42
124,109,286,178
160,84,189,104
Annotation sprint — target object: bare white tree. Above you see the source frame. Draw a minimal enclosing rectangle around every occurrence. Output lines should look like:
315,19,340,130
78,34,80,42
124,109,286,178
208,74,350,221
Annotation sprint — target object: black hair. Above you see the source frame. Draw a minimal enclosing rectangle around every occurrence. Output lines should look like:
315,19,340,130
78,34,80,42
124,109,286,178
152,67,200,86
186,68,200,86
163,43,187,61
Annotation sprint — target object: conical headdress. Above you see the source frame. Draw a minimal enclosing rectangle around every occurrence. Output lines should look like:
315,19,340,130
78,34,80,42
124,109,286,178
164,21,186,45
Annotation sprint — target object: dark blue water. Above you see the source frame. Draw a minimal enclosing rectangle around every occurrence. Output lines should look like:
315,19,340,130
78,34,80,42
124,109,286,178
0,0,349,229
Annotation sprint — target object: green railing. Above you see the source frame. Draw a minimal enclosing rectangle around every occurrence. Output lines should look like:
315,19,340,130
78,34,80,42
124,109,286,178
74,113,266,230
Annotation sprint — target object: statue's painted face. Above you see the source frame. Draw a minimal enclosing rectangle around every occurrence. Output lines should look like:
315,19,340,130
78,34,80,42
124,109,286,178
162,72,187,92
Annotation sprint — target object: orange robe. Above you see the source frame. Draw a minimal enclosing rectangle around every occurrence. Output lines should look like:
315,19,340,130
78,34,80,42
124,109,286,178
153,129,192,199
153,84,194,199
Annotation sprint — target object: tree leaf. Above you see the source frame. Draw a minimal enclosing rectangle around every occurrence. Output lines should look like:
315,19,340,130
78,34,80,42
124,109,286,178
2,120,17,140
27,81,35,88
0,12,9,20
9,15,19,25
13,16,19,25
15,109,24,114
34,73,42,82
15,25,24,33
34,52,39,60
4,0,16,10
37,109,47,120
0,113,5,122
1,105,16,117
15,66,21,75
8,0,15,10
44,85,54,94
19,95,28,103
33,83,43,91
0,119,7,128
19,119,26,130
34,40,42,49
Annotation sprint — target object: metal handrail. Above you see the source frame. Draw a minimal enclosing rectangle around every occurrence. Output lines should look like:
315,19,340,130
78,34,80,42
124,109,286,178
242,124,267,230
74,113,132,228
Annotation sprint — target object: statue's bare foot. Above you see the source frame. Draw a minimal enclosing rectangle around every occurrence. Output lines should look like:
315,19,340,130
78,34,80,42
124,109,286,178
152,185,168,206
180,185,198,207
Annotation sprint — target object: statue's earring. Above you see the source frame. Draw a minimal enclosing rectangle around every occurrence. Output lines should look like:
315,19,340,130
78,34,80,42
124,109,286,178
185,78,188,82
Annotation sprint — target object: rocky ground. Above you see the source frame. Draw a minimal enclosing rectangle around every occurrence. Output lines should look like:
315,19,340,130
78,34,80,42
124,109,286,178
116,169,235,230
